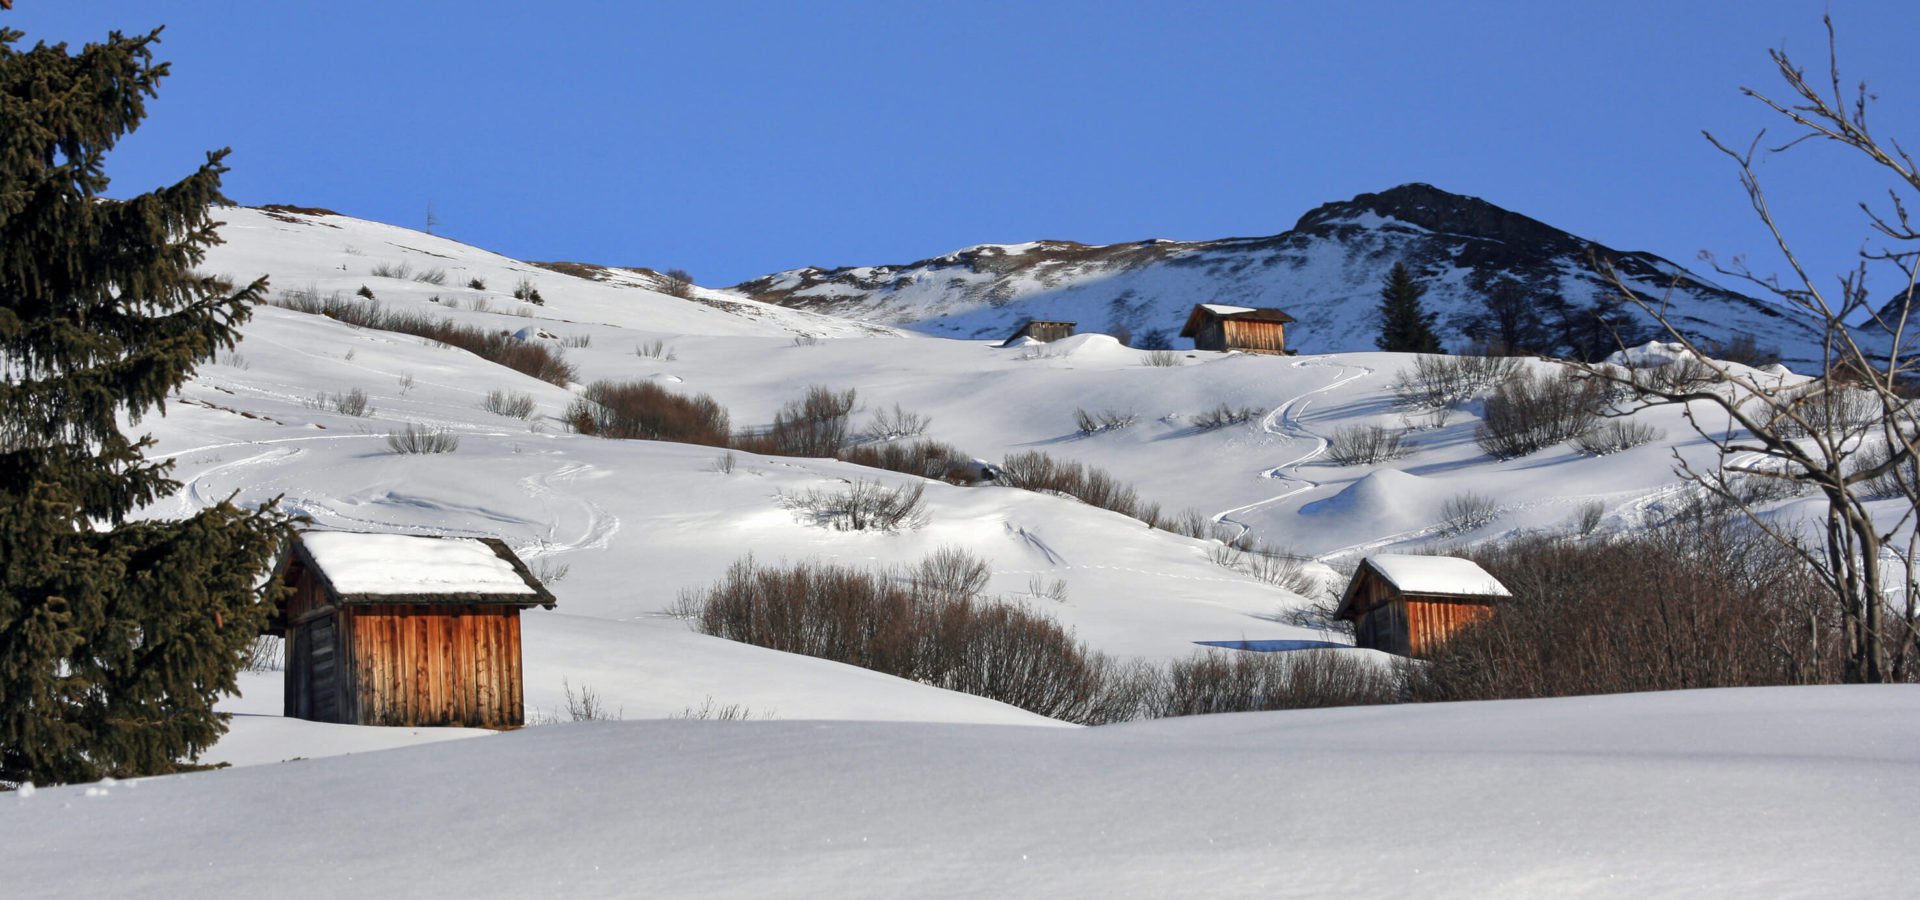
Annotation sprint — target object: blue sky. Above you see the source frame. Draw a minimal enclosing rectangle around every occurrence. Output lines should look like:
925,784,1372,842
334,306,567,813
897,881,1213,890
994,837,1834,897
9,2,1919,294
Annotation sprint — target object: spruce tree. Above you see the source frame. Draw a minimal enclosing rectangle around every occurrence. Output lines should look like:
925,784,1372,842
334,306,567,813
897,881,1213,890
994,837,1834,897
1375,262,1444,353
0,22,292,785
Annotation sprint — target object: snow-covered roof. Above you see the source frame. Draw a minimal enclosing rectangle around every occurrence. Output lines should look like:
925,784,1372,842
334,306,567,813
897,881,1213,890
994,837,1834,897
295,532,552,605
1365,554,1511,597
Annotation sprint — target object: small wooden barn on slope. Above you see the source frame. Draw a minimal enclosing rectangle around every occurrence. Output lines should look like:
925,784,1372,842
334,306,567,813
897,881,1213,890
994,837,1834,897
271,532,557,728
1334,555,1509,658
1179,304,1296,355
1001,319,1077,345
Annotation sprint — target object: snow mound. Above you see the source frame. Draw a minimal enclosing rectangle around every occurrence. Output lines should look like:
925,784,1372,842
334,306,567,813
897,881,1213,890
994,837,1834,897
1043,333,1132,359
1300,469,1433,522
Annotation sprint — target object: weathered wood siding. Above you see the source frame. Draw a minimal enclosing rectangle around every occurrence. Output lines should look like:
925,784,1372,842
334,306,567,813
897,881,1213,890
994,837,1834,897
344,604,525,727
1222,319,1288,355
1190,319,1229,351
1345,567,1494,658
1021,322,1075,342
1403,595,1495,657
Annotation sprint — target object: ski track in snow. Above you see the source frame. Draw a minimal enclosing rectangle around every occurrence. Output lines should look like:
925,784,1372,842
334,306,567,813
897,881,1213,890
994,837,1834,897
1211,355,1373,550
518,463,621,558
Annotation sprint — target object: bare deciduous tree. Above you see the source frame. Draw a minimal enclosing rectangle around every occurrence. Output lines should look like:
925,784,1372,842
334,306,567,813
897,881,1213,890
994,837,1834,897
1583,17,1920,682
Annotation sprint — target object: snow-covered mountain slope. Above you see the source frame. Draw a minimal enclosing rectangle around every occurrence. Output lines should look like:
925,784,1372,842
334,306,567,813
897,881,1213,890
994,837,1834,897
206,205,900,339
9,685,1916,898
729,183,1834,367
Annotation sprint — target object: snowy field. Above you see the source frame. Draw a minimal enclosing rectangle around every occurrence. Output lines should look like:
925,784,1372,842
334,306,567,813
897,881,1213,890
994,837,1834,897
12,207,1916,896
9,686,1916,898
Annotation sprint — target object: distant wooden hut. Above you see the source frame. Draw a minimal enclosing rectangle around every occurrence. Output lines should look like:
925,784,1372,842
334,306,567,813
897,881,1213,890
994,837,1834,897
1334,555,1509,658
1001,319,1076,345
272,532,557,728
1179,304,1296,355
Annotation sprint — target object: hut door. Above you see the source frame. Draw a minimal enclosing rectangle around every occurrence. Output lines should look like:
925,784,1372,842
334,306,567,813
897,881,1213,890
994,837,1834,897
308,614,342,722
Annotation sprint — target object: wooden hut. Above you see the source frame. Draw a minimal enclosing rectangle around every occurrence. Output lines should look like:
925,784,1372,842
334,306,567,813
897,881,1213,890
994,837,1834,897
1333,555,1508,658
1179,304,1296,355
271,532,557,728
1001,319,1076,345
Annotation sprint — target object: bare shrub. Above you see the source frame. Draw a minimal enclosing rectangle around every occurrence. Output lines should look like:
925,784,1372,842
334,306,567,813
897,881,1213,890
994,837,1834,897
839,439,969,481
1191,403,1261,430
1700,331,1782,368
1571,499,1606,536
635,339,678,361
1390,354,1524,409
560,333,592,349
1441,492,1500,534
1209,540,1319,595
467,276,487,291
1165,508,1228,541
532,559,570,585
1858,439,1920,501
1323,424,1410,465
1411,518,1839,702
413,267,448,285
566,379,731,447
243,635,284,673
330,387,373,417
910,546,992,606
674,697,766,720
386,423,460,454
1474,368,1608,458
744,386,857,457
660,268,695,299
709,451,737,474
559,679,619,721
1631,357,1721,394
481,389,536,419
1151,650,1403,717
370,260,413,279
1574,419,1664,455
686,556,1116,722
1141,349,1183,367
1768,383,1881,440
860,403,931,442
781,479,928,532
999,450,1144,521
512,276,544,305
791,334,819,347
1073,407,1138,435
268,291,576,385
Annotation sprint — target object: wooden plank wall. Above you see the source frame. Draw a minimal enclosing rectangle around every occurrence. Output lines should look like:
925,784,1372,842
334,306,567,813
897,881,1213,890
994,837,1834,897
1222,320,1288,355
344,605,525,727
1405,597,1495,658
